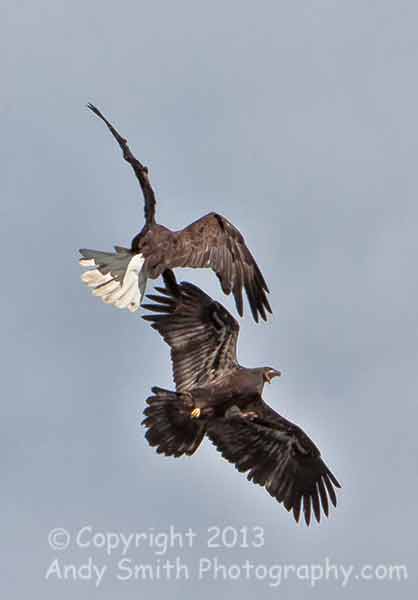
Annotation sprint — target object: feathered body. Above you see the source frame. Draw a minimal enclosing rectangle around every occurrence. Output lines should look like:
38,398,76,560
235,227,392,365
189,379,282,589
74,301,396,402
142,276,341,526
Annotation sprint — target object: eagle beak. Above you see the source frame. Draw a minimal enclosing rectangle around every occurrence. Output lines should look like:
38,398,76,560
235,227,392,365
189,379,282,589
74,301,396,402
266,369,282,383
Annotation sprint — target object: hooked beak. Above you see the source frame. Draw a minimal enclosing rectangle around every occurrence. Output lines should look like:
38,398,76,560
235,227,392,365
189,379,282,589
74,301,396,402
266,369,282,384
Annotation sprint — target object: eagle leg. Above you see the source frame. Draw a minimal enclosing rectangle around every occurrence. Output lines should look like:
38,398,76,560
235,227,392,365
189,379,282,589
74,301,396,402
240,411,258,420
225,406,257,420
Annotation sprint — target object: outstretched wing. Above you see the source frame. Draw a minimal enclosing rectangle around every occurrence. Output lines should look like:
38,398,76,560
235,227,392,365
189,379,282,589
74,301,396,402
87,103,156,224
141,213,271,322
207,399,341,525
142,277,240,392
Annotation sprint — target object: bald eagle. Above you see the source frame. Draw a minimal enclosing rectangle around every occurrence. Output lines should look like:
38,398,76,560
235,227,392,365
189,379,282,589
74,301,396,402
142,274,341,525
79,104,271,322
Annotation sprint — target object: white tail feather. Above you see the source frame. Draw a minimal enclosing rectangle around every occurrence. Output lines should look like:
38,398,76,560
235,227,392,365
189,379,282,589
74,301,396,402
92,280,119,297
79,258,96,267
79,253,146,312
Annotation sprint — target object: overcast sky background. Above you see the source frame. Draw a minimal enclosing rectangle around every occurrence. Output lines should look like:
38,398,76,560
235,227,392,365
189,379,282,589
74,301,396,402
2,1,417,597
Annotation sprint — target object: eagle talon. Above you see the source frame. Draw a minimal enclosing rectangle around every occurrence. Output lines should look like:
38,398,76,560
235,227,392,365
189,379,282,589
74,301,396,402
190,408,201,419
225,406,242,419
242,411,258,420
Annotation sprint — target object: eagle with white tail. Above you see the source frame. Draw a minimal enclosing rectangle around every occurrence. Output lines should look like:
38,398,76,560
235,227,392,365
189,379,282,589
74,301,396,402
79,104,272,322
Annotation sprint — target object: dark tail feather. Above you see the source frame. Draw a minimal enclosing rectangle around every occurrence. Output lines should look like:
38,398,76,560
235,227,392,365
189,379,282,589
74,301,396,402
141,387,205,457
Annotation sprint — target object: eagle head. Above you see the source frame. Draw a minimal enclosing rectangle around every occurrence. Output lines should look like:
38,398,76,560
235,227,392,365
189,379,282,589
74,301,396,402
263,367,282,384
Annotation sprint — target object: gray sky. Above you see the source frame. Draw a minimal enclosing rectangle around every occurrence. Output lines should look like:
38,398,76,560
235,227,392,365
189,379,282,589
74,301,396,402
2,0,417,597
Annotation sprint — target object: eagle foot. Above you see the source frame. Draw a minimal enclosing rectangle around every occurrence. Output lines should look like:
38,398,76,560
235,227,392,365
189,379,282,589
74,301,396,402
225,406,257,420
241,411,258,420
190,408,201,419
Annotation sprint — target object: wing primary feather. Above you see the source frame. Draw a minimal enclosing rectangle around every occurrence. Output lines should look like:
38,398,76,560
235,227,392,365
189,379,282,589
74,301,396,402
317,478,329,517
323,474,337,507
303,494,312,526
311,486,321,523
292,494,302,523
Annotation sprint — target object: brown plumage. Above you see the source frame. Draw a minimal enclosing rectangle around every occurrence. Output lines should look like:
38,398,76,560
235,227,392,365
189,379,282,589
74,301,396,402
79,104,271,321
142,275,341,525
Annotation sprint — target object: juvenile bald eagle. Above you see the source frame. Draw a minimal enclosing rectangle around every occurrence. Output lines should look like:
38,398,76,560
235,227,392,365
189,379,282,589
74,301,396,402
142,275,341,525
79,104,271,322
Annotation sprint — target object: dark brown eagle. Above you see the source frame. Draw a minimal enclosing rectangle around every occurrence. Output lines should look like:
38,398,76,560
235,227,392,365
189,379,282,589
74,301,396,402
142,274,341,525
79,104,271,322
